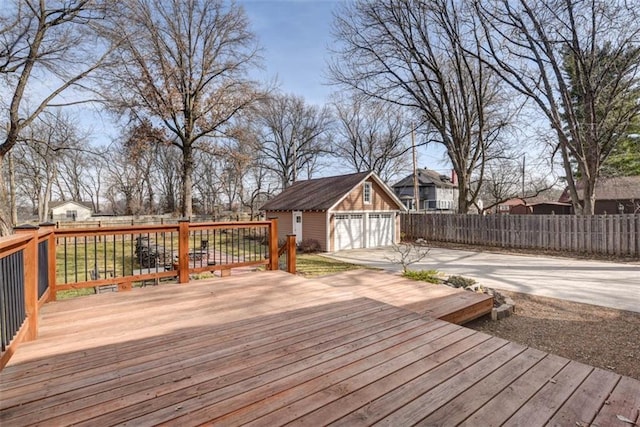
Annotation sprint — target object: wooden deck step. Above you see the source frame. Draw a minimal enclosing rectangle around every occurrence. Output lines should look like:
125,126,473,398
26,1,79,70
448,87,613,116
314,269,493,324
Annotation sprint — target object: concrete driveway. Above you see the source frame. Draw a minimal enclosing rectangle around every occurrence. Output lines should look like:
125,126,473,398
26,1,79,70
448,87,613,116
324,246,640,313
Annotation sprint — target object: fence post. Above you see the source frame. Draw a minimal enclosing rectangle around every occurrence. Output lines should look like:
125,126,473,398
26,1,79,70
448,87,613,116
14,224,39,341
178,219,190,284
268,217,279,270
286,234,297,274
39,222,57,302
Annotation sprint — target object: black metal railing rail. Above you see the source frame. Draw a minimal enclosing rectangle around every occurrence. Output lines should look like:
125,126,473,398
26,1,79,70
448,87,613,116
0,249,26,354
55,225,181,291
53,220,277,291
186,222,271,274
37,239,49,300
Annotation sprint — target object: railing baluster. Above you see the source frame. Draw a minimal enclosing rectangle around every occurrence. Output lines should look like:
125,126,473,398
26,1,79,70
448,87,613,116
73,237,78,284
1,257,6,351
63,237,68,284
103,234,107,278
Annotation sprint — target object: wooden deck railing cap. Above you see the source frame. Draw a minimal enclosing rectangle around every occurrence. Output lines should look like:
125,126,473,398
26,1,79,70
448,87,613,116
14,224,39,231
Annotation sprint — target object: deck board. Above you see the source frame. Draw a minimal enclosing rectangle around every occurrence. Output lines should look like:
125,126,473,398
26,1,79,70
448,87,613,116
314,269,493,324
1,270,638,426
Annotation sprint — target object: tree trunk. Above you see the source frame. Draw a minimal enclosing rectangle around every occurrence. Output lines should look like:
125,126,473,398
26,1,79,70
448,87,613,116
0,153,13,235
559,140,584,214
41,177,54,223
581,177,597,215
455,167,470,214
181,144,194,218
457,186,469,214
8,152,18,226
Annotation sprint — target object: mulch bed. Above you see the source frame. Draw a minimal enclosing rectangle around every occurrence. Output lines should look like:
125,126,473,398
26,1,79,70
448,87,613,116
466,290,640,380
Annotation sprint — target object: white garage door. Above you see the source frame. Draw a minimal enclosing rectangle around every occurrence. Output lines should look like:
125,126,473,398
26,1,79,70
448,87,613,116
335,214,364,251
368,213,394,247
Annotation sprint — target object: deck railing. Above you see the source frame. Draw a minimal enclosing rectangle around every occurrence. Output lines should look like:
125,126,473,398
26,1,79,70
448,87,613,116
0,218,294,370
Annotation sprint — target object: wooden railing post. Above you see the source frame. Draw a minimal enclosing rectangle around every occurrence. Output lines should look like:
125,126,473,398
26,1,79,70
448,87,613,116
286,234,297,274
14,224,39,341
268,217,279,270
178,219,190,283
40,222,57,302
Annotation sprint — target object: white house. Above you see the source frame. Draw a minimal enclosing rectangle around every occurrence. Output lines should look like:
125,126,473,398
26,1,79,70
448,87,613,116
49,201,93,221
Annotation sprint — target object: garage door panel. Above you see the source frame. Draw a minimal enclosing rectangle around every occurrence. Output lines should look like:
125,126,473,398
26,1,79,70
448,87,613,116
335,214,363,251
368,213,393,247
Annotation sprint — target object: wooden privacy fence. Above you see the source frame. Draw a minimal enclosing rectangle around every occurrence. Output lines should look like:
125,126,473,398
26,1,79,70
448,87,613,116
0,218,295,370
401,213,640,257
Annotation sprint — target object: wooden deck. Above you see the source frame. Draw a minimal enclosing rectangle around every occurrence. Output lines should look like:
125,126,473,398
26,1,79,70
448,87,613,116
315,269,493,324
1,270,638,426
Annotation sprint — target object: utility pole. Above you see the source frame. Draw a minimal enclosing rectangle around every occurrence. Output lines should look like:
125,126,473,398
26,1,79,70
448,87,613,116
521,155,526,198
292,142,297,185
412,125,420,212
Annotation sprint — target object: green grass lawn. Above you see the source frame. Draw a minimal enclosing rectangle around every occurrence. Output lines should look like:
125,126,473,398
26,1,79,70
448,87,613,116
295,254,366,277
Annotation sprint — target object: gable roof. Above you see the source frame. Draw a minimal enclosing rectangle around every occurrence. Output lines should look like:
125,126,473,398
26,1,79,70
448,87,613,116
49,201,93,211
559,176,640,202
392,168,457,189
261,171,404,211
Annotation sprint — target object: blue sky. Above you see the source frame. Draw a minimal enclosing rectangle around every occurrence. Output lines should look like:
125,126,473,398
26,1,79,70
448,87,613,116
240,0,451,173
239,0,340,105
84,0,450,174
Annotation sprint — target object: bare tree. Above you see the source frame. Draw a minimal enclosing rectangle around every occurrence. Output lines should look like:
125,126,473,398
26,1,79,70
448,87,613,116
474,157,557,214
215,145,249,213
0,0,109,234
12,111,85,221
103,137,153,216
331,92,412,181
100,0,263,218
330,0,513,213
239,160,277,220
253,93,333,189
76,150,106,213
192,150,223,216
475,0,640,214
155,143,182,214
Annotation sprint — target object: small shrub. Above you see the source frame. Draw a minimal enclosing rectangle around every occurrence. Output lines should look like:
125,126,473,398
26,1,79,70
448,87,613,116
384,242,431,272
403,269,442,284
446,275,477,289
297,238,322,254
191,272,215,280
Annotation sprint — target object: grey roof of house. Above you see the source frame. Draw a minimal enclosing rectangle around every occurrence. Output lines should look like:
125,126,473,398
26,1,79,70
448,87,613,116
392,169,457,189
260,171,372,211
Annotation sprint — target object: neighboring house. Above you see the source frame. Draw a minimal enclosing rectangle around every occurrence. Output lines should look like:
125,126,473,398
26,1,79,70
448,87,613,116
261,171,406,252
49,201,93,221
559,176,640,214
495,198,526,214
497,198,572,215
392,168,458,212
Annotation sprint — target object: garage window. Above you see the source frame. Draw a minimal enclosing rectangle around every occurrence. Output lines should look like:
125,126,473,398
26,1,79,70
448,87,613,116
363,182,372,204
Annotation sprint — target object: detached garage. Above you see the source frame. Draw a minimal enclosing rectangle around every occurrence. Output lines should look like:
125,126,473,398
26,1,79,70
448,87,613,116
261,171,406,252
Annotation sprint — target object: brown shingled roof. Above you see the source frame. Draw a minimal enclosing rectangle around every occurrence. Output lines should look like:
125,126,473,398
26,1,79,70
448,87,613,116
261,171,371,211
260,170,408,212
559,176,640,202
